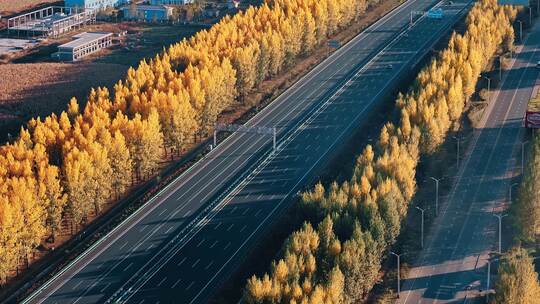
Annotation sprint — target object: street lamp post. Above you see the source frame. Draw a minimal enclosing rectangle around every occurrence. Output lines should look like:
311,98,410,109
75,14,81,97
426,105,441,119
415,206,425,248
273,127,277,150
521,140,529,175
499,55,503,80
485,254,500,303
390,251,401,298
486,257,492,303
430,177,442,216
452,136,462,168
517,20,523,42
482,76,491,102
509,182,519,203
493,214,508,254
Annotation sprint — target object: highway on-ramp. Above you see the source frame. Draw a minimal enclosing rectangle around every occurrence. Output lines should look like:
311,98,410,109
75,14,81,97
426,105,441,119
399,19,540,304
20,0,471,303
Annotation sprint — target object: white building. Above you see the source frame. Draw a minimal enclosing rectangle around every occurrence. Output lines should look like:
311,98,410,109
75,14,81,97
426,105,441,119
7,6,96,38
53,32,113,61
65,0,129,10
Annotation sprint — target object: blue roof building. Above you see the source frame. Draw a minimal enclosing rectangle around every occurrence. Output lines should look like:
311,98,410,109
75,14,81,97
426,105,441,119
121,5,174,21
65,0,129,10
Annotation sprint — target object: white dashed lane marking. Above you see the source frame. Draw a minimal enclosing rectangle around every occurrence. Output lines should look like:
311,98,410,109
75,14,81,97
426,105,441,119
177,257,186,267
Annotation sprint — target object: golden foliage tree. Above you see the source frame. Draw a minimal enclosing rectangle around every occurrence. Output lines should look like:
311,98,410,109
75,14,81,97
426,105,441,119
0,0,517,289
513,131,540,242
106,131,133,198
495,247,540,304
244,0,517,302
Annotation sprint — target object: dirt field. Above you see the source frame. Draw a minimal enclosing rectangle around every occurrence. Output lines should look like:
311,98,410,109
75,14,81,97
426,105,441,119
0,0,61,15
0,62,126,139
0,22,204,142
95,23,206,67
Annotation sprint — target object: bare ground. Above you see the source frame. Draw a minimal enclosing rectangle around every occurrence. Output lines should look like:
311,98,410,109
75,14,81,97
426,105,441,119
0,62,127,139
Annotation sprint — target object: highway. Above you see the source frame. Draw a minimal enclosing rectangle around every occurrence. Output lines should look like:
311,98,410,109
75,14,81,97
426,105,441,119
20,1,471,303
399,19,540,304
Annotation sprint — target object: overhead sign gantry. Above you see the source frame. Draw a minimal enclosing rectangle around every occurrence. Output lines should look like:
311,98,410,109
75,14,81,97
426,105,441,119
214,123,277,150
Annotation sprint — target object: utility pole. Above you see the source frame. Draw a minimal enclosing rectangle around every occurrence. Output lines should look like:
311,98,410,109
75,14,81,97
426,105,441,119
416,206,425,248
521,140,529,175
509,183,519,203
390,252,401,298
430,177,442,216
493,214,508,254
529,7,532,26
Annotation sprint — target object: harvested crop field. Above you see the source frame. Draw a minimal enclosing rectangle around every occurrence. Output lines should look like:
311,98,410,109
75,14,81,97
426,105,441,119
0,62,126,140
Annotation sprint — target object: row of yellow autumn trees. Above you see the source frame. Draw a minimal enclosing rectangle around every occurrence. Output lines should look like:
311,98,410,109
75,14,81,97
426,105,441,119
501,130,540,303
513,129,540,242
494,246,540,303
243,0,517,302
0,0,387,286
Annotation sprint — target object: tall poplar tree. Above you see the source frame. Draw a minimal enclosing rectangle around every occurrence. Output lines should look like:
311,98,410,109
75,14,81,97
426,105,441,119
495,247,540,304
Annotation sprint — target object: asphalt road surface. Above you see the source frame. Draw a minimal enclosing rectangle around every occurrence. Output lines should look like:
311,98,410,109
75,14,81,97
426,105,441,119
399,20,540,304
20,1,471,303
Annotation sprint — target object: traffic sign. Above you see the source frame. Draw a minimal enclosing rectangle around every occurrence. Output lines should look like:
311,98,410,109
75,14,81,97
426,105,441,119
427,8,444,19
